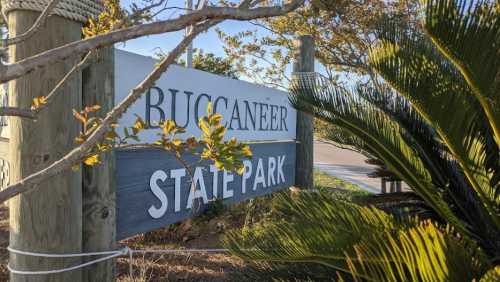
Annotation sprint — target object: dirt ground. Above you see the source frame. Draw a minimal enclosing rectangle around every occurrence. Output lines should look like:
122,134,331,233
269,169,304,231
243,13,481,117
0,205,254,282
0,206,8,282
116,211,256,281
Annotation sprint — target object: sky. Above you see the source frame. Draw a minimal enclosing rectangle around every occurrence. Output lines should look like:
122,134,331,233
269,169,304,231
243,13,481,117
117,0,325,87
118,0,265,60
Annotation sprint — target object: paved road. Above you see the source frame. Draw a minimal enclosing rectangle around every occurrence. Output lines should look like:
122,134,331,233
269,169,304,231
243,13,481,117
313,140,380,193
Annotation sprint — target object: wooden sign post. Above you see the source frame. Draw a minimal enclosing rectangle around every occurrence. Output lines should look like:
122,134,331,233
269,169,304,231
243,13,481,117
293,35,315,190
82,47,116,282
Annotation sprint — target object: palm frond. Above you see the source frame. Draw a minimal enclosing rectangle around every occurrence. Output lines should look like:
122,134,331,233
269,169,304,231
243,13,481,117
224,192,491,281
422,0,500,147
480,266,500,282
290,75,469,236
358,84,500,254
369,29,500,229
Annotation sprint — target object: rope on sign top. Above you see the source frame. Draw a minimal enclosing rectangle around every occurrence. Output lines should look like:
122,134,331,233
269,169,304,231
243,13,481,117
2,0,103,23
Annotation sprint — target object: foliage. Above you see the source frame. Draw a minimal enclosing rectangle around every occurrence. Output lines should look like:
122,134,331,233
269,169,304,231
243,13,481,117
174,48,239,79
225,192,491,282
82,0,127,38
226,0,500,280
82,0,159,38
73,102,252,176
155,102,252,175
217,0,419,89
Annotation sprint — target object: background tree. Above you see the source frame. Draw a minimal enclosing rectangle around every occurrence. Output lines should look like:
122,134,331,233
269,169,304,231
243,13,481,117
175,48,239,79
219,0,419,185
226,0,500,280
218,0,419,89
0,1,304,280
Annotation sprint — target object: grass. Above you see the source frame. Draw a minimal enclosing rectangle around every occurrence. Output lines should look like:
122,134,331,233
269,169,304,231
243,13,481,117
314,169,372,199
314,169,365,191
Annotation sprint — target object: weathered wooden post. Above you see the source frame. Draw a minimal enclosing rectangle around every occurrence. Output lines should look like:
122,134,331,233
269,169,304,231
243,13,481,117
293,35,315,190
82,47,116,281
6,2,101,281
8,12,83,282
381,178,387,194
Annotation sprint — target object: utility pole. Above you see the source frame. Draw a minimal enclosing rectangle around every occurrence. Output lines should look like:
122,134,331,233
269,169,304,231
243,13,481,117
185,0,208,68
185,0,194,68
293,35,315,190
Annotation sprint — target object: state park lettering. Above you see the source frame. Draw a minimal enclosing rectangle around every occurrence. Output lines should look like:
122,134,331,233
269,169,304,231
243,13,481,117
145,87,290,132
147,155,287,219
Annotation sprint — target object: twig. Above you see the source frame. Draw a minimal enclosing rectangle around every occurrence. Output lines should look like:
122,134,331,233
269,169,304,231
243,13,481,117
0,0,304,84
0,16,219,203
0,51,94,119
1,0,62,47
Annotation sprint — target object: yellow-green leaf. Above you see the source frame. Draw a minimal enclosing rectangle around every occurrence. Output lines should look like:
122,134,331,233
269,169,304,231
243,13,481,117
206,101,213,115
73,109,86,124
31,96,47,110
83,154,100,166
133,116,146,131
84,105,101,113
162,120,176,135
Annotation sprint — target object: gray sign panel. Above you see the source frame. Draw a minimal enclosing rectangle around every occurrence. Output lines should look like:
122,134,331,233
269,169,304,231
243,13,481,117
116,141,296,239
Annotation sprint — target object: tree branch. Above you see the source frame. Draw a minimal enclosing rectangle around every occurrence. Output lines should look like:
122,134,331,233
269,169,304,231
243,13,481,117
0,0,177,119
0,0,304,84
0,107,36,119
0,0,278,204
1,0,62,47
0,51,94,119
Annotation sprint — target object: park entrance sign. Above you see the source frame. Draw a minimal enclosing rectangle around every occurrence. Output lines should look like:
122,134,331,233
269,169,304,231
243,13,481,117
115,50,296,142
115,50,297,239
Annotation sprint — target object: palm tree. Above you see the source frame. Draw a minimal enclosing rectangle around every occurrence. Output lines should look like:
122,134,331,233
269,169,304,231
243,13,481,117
224,0,500,280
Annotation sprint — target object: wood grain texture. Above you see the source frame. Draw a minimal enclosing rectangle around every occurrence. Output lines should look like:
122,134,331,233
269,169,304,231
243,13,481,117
82,48,116,282
8,11,83,282
293,35,315,189
116,142,296,240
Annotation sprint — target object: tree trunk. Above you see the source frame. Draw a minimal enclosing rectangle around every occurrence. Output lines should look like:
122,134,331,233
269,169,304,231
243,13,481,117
8,11,83,282
82,47,116,282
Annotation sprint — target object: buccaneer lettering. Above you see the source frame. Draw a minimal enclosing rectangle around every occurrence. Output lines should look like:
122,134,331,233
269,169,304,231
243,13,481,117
145,87,289,132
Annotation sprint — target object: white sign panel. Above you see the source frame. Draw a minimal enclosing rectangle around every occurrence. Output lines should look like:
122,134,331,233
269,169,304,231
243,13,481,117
115,50,296,142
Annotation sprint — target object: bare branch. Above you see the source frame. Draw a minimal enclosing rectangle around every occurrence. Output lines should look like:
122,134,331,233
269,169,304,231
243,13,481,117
1,0,62,47
0,0,300,203
35,51,95,113
0,107,36,119
0,15,222,203
0,0,304,84
0,51,94,119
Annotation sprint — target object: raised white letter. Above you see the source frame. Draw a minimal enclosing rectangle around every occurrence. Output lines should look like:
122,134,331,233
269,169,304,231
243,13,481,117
253,158,267,190
242,160,252,194
187,167,209,209
210,165,219,198
148,170,168,219
277,155,286,183
170,168,186,212
268,157,276,186
223,170,234,198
